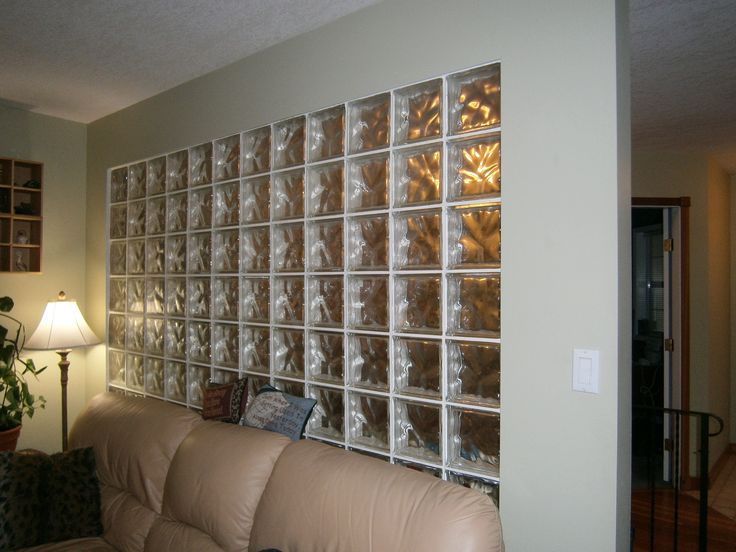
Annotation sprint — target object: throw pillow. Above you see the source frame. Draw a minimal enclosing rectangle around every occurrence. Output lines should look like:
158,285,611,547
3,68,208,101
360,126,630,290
43,447,103,543
202,377,248,423
0,450,47,550
240,385,316,441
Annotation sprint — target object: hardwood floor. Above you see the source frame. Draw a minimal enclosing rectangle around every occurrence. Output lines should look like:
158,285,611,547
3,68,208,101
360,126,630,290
631,489,736,551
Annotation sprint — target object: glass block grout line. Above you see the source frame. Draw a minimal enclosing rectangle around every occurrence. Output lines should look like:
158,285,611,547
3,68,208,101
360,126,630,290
107,61,502,499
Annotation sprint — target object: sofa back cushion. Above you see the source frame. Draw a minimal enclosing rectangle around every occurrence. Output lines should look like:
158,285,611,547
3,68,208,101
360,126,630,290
250,440,504,552
69,392,205,551
145,422,291,552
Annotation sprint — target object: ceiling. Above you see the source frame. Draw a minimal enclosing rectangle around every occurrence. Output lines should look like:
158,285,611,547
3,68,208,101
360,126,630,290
1,0,735,174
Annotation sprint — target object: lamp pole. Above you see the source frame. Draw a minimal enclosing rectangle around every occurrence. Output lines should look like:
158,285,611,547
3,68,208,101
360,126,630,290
57,350,71,451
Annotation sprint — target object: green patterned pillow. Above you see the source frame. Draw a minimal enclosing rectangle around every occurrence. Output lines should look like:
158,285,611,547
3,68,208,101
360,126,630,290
0,450,47,550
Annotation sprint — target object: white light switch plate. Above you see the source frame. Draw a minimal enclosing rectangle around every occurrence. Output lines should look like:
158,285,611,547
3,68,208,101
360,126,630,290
572,348,599,393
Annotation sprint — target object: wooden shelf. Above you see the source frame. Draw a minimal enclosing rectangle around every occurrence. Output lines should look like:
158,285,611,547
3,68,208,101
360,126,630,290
0,157,43,272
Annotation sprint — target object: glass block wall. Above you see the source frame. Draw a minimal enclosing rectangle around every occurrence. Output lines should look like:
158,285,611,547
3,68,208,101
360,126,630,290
107,62,501,503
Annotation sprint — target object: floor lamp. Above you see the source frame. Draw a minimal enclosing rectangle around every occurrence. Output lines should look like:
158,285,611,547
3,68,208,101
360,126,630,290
26,291,100,451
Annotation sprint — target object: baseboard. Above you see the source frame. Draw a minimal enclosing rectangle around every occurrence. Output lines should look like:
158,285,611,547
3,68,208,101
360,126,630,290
686,444,735,490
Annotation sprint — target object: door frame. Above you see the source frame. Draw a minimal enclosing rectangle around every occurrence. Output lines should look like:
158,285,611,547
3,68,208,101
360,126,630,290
632,196,691,487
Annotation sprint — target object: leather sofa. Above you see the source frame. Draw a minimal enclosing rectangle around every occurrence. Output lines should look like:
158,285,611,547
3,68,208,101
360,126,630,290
20,392,503,552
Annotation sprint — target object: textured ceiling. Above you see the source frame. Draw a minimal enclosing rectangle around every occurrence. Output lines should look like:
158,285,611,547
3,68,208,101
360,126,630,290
0,0,378,123
631,0,736,174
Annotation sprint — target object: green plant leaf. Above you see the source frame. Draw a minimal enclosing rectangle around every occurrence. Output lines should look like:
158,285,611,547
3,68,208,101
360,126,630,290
0,297,14,313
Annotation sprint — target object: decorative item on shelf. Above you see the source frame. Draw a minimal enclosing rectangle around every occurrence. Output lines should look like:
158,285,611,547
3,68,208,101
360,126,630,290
15,252,28,272
0,296,46,451
15,229,28,244
26,291,100,451
23,179,41,189
14,202,34,215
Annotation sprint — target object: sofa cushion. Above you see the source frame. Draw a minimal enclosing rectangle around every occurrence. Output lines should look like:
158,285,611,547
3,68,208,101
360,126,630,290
16,536,116,551
240,385,316,441
69,393,205,551
147,422,291,552
201,377,248,423
250,439,504,552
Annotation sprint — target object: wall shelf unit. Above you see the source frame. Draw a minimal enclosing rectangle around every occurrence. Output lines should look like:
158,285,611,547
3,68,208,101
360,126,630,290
0,157,43,272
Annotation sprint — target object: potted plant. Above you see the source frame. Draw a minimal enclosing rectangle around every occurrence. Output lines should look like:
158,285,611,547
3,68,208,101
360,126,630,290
0,295,45,450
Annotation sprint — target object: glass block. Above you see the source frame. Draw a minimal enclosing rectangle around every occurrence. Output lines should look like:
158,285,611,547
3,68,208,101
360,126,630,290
242,326,270,373
189,142,212,186
308,386,344,440
145,317,164,355
273,329,304,377
109,204,127,239
394,78,442,145
109,278,126,312
213,323,239,368
347,276,388,330
447,340,500,407
274,276,304,324
241,176,270,224
447,134,501,200
145,278,165,315
247,375,271,402
241,126,271,176
146,197,166,235
348,393,389,451
347,334,388,390
165,361,187,402
126,353,145,390
165,235,187,273
309,105,344,162
145,357,165,397
395,275,441,334
109,242,126,275
213,134,240,181
127,200,146,236
274,379,304,398
213,229,239,273
109,350,126,384
165,319,187,359
126,278,144,313
126,240,145,274
187,232,211,273
126,316,144,352
447,273,500,337
447,472,499,507
213,276,239,321
128,162,147,199
307,161,344,216
241,277,269,323
448,408,500,477
147,156,166,196
110,167,128,203
188,364,211,407
213,181,240,227
348,214,388,270
241,226,270,273
393,144,442,207
308,276,343,328
273,222,304,272
166,192,188,233
165,278,186,317
187,277,210,319
447,204,501,268
166,150,188,191
188,322,211,364
189,187,212,229
108,314,126,348
212,368,240,385
393,209,441,269
395,460,442,478
273,116,305,169
348,93,390,154
347,153,389,212
395,400,441,462
145,238,165,274
394,337,441,398
308,331,344,384
307,219,343,271
272,169,305,220
448,63,501,135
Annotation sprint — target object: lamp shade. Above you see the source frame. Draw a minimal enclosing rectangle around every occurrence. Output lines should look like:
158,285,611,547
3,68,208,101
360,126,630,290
25,292,100,351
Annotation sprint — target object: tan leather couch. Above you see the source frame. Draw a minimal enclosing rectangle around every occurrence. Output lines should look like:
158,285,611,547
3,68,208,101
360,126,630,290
20,392,503,552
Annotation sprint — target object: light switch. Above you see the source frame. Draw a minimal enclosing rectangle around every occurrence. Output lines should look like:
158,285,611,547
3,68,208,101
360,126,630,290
572,348,599,393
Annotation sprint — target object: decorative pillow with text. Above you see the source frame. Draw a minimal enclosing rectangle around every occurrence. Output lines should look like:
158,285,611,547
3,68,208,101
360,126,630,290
240,385,316,441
